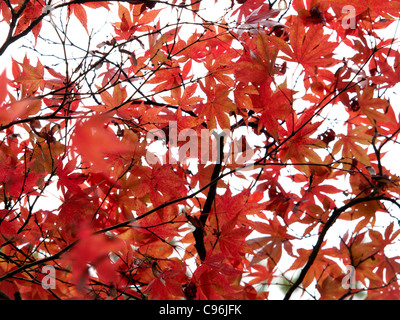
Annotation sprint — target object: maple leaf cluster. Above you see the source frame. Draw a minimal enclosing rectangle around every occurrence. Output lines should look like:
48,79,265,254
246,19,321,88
0,0,400,301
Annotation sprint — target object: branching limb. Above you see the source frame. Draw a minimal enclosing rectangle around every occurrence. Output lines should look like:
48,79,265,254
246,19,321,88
283,194,392,300
193,131,225,262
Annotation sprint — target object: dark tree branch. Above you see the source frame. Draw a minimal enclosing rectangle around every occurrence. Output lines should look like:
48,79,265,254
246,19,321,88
193,131,225,262
283,194,391,300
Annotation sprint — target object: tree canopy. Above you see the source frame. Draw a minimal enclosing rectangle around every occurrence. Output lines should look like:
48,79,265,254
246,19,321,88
1,0,400,300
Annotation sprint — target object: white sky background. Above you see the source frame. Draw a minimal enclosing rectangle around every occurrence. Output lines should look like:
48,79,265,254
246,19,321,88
1,0,400,299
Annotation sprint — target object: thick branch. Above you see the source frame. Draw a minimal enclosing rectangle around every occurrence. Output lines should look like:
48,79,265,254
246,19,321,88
193,132,225,262
283,194,389,300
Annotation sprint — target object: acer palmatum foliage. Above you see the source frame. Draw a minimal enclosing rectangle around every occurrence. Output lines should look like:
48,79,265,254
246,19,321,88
1,0,400,300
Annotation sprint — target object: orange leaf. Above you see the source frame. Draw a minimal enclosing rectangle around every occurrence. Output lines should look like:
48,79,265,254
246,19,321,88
67,226,122,291
328,0,400,18
332,125,372,168
72,114,132,172
356,86,390,124
198,79,236,130
271,19,338,75
0,99,32,125
0,70,8,104
15,56,45,93
70,4,88,33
